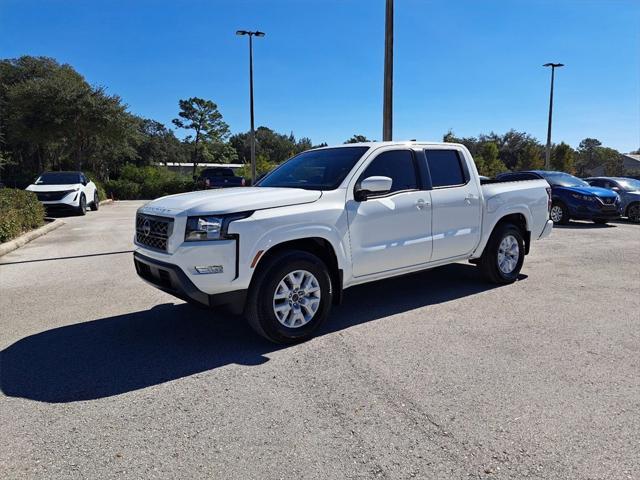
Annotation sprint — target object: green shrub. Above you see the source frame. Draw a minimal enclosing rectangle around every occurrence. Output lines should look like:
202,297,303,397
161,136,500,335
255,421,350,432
0,189,46,243
106,164,195,199
104,179,141,200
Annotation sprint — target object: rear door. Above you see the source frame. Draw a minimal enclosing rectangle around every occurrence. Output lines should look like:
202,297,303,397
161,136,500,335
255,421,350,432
346,148,432,277
424,148,482,261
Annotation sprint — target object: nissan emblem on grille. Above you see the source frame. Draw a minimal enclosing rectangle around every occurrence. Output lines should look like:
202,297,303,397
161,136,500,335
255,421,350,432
136,214,173,252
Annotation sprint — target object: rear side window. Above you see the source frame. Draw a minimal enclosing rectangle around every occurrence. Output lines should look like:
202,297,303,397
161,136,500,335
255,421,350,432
360,150,418,193
424,150,466,187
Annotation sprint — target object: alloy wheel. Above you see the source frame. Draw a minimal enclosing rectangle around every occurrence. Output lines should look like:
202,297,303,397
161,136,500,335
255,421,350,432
272,270,321,328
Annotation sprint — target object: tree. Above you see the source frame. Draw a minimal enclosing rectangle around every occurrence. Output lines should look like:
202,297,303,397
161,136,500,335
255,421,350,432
550,142,575,173
229,127,310,165
137,119,184,166
601,147,624,176
477,142,507,177
172,97,230,176
344,134,371,144
576,138,602,175
515,142,544,170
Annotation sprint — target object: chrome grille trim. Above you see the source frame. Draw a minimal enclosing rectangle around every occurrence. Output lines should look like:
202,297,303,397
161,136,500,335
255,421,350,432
135,214,174,252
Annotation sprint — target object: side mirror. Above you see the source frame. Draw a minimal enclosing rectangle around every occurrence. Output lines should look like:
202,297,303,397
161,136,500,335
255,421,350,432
611,186,620,191
354,176,393,201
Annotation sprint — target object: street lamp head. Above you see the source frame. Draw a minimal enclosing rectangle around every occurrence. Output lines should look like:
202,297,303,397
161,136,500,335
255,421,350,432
254,31,266,37
543,62,565,68
236,30,249,36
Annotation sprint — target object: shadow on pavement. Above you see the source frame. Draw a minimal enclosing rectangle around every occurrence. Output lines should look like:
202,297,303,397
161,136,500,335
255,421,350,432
554,221,617,229
1,263,514,403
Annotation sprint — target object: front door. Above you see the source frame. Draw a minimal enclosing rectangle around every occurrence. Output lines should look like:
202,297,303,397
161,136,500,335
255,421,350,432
346,149,432,277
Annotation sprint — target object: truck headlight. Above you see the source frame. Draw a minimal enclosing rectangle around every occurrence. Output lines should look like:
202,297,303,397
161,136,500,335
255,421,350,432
184,212,254,241
185,216,224,241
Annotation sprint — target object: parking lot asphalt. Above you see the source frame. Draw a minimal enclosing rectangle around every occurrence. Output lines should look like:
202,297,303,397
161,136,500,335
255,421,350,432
0,200,638,479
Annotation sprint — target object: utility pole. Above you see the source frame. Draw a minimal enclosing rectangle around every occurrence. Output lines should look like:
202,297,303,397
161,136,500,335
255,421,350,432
382,0,393,141
543,62,564,169
236,30,265,184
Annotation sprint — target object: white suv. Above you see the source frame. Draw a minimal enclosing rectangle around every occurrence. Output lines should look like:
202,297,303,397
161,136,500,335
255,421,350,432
26,171,99,215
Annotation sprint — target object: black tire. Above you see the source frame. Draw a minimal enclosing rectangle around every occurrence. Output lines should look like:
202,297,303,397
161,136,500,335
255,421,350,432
626,202,640,223
478,223,525,284
245,250,333,344
593,218,608,225
550,201,569,225
77,193,87,216
90,191,99,211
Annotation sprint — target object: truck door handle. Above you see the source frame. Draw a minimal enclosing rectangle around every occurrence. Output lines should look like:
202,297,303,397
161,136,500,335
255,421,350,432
416,199,430,209
465,193,475,205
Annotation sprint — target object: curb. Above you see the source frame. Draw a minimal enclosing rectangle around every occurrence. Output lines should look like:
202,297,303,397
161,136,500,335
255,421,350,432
99,199,114,206
0,219,65,257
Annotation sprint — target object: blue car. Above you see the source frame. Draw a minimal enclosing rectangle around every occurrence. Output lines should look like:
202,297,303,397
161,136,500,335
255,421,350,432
496,170,621,225
585,177,640,223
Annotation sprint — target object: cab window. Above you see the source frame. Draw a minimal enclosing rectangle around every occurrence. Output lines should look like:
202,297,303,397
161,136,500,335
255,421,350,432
359,150,418,194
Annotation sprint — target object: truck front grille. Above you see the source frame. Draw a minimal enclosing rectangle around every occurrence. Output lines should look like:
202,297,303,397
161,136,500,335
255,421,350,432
136,214,173,252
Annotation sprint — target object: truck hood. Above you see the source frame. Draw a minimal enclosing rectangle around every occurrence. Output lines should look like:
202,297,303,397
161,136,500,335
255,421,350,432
138,187,322,217
26,184,82,192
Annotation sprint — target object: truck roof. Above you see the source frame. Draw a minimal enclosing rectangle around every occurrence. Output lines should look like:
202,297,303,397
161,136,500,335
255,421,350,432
314,141,464,150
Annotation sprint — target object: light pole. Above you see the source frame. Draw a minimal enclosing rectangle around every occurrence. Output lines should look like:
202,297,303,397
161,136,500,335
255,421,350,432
382,0,394,141
236,29,265,185
543,62,564,169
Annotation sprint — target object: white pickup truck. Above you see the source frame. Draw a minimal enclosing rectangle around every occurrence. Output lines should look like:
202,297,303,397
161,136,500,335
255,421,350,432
134,142,553,343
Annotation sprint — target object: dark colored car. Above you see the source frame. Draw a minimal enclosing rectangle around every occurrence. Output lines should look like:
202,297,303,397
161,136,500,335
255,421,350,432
585,177,640,223
197,167,245,189
496,170,621,225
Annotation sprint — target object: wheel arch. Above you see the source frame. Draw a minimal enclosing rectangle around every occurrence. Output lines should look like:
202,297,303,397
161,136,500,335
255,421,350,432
251,237,344,305
474,211,531,259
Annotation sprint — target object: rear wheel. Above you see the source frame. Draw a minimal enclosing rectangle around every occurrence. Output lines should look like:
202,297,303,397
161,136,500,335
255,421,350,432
245,250,333,344
550,202,569,225
479,223,525,284
627,203,640,223
76,193,86,216
90,191,99,211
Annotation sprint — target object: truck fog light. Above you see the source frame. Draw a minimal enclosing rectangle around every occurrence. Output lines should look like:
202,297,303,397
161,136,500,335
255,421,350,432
195,265,224,274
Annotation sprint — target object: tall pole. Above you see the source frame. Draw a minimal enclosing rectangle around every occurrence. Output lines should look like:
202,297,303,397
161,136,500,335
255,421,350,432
249,34,256,185
382,0,393,141
236,30,265,185
543,62,564,169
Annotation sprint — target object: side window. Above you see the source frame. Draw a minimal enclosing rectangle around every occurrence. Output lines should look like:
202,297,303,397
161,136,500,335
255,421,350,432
360,150,418,194
424,150,466,188
590,179,604,187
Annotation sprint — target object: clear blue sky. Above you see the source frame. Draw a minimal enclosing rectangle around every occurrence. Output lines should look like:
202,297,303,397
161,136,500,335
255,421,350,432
1,0,639,152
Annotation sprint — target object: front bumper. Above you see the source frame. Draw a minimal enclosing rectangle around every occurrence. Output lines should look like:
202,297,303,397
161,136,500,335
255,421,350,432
133,252,246,312
567,200,621,220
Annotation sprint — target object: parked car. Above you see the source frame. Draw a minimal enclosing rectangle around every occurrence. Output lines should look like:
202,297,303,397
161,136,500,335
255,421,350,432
585,177,640,223
197,167,245,189
26,171,98,215
133,141,553,343
496,170,621,225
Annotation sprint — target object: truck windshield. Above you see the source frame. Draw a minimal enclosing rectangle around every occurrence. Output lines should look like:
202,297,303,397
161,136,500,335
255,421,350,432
35,172,82,185
256,147,370,190
538,172,589,187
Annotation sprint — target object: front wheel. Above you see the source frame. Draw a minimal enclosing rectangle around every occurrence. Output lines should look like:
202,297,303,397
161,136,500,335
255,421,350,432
245,250,333,344
90,191,99,211
478,223,525,284
550,202,569,225
76,193,87,216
